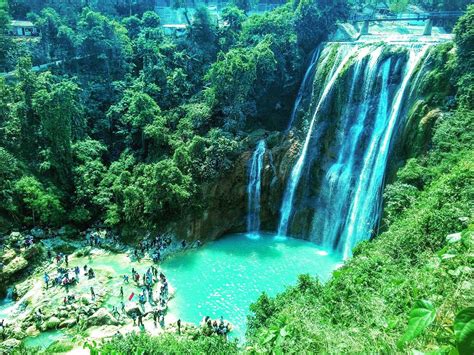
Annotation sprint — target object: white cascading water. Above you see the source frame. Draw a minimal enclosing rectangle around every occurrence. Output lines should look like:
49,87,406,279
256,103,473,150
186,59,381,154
314,46,385,251
340,46,430,259
247,139,266,234
278,42,432,259
286,46,322,131
278,45,356,236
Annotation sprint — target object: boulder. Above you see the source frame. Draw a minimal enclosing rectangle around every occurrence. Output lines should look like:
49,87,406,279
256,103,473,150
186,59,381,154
3,256,28,276
0,339,21,352
59,318,77,328
87,308,118,326
23,244,42,260
45,316,61,330
8,231,21,241
1,249,16,264
14,279,33,299
125,302,142,316
25,325,39,337
11,326,26,340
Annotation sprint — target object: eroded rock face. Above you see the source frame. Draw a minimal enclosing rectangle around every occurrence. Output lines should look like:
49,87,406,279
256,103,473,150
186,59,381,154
2,256,28,277
169,131,297,242
1,249,16,264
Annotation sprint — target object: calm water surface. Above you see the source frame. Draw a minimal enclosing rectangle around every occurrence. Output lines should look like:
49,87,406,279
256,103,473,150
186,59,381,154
161,233,342,338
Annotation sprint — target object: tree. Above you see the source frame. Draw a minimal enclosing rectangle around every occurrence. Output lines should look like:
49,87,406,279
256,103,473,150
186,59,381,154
71,139,107,223
122,15,142,39
0,147,19,218
0,0,12,72
78,8,132,79
205,39,276,130
29,8,76,62
232,0,254,13
172,0,192,26
454,5,474,109
108,89,164,154
14,176,64,226
33,75,83,186
294,0,349,53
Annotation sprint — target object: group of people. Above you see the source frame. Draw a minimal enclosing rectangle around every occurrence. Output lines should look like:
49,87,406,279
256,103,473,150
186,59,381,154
201,316,232,337
114,266,170,330
132,235,175,263
43,253,95,297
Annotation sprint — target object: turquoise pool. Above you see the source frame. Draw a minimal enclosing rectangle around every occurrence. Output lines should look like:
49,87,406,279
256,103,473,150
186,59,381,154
161,233,342,338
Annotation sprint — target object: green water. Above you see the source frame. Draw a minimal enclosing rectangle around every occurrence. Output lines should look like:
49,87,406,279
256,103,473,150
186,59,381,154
161,233,342,338
23,330,65,349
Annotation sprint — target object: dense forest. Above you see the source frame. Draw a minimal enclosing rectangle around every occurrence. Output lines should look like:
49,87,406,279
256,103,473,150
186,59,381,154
0,0,354,236
0,0,473,353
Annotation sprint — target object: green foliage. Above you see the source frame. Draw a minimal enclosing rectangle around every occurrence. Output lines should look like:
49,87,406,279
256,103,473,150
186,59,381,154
205,38,277,131
78,8,132,79
294,0,349,52
454,5,474,110
0,147,19,217
87,331,238,354
398,300,436,347
14,176,64,226
454,307,474,354
232,0,254,13
0,0,12,71
33,74,83,186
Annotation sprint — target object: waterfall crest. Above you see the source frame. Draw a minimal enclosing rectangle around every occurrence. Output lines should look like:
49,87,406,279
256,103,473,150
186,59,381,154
247,139,266,234
278,42,432,258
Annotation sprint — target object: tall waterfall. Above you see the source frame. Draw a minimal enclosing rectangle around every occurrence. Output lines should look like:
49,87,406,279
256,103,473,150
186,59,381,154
247,139,266,234
286,47,322,131
278,45,356,236
278,42,431,259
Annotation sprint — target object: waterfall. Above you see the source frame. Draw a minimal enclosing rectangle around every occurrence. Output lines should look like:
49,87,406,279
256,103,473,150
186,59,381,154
278,45,356,236
5,287,13,301
247,139,266,234
286,47,322,131
278,42,432,258
340,46,430,259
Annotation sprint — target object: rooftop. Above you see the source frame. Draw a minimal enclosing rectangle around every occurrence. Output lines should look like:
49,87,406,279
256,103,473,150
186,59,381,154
11,20,35,27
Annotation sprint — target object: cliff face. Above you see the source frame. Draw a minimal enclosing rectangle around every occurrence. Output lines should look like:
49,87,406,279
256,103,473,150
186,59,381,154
167,132,299,242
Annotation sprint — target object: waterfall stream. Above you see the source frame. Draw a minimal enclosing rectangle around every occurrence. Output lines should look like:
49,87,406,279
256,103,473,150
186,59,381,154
278,45,356,236
247,140,266,234
286,46,322,131
278,42,432,259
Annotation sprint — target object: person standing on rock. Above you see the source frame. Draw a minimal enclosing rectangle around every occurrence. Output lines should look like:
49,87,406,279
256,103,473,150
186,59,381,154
153,308,158,327
137,313,144,328
44,273,50,289
65,254,69,267
120,286,124,299
177,319,182,334
90,287,96,301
